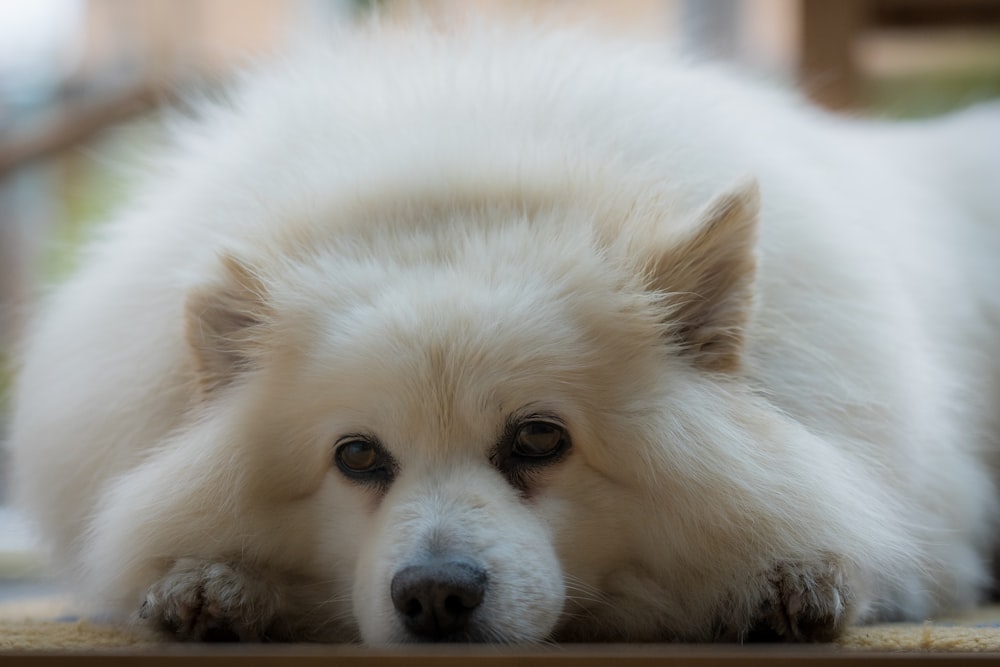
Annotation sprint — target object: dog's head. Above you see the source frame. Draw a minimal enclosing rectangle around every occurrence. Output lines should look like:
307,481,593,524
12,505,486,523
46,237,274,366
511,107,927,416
182,182,763,643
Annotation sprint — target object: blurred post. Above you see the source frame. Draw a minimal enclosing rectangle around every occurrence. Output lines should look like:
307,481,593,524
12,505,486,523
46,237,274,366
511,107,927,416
800,0,867,110
0,0,85,374
679,0,744,62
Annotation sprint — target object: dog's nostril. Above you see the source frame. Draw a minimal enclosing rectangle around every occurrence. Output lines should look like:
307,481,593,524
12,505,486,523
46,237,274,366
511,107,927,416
404,598,423,619
444,594,468,615
390,557,488,641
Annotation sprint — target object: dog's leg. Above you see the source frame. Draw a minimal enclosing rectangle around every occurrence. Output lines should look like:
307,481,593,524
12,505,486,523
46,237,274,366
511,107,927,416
137,558,286,642
744,558,854,642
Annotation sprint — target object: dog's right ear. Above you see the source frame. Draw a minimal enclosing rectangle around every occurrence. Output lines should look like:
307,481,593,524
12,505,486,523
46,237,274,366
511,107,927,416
185,255,271,393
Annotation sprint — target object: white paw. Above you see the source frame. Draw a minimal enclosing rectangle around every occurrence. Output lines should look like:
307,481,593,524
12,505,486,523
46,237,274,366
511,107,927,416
137,558,282,641
751,558,854,642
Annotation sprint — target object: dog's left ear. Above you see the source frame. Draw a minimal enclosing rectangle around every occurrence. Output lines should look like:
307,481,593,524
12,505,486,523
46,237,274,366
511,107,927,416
649,180,760,372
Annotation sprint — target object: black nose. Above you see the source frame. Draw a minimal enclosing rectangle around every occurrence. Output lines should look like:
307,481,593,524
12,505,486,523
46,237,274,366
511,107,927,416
390,557,488,640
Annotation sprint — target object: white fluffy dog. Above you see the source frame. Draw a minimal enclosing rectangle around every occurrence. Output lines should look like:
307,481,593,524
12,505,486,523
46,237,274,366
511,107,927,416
6,22,1000,644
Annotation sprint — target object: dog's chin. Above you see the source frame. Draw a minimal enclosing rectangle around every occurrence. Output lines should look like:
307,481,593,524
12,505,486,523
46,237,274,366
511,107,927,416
382,623,505,645
364,616,552,645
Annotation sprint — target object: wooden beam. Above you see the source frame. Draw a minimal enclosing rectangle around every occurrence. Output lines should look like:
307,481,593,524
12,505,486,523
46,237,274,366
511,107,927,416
799,0,870,111
0,83,160,177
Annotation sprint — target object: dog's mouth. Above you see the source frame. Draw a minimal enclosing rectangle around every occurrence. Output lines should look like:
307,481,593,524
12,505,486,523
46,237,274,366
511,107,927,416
355,465,568,645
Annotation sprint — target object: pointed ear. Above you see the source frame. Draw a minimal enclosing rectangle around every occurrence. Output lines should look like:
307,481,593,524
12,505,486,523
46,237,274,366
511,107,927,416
649,181,760,372
185,255,271,392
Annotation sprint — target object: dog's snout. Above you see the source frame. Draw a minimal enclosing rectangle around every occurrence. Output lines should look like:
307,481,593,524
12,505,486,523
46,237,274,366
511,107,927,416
390,557,488,640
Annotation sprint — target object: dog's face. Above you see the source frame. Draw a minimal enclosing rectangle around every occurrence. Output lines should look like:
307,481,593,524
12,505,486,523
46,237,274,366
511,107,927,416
182,186,763,643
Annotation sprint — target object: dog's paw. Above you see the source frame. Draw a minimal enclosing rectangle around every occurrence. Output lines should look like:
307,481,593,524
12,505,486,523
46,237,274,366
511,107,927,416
748,558,854,642
137,558,281,642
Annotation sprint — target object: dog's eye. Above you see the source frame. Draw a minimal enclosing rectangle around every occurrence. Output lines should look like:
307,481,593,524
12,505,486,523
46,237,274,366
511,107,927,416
337,440,379,471
492,417,571,492
512,421,570,460
334,437,392,482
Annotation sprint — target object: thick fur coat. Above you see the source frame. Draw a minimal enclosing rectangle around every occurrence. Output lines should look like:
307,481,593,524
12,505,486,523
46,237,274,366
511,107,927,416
7,23,1000,643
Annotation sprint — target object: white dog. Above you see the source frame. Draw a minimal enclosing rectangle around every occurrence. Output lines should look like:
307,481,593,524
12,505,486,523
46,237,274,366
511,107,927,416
6,22,1000,644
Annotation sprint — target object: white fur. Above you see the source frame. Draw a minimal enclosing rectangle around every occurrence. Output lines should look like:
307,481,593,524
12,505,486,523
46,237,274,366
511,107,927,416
6,22,1000,643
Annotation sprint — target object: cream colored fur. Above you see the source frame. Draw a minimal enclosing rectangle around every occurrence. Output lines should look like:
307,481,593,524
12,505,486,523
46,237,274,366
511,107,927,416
6,22,1000,643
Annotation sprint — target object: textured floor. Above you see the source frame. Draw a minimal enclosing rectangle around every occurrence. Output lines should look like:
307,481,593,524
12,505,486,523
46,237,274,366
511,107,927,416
3,596,1000,652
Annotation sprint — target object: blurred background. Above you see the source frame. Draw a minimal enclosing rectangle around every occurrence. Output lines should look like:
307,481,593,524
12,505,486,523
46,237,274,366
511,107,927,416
0,0,999,590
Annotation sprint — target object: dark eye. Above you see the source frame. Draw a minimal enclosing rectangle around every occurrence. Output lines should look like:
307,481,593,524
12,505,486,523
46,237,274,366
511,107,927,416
334,437,392,483
511,420,570,461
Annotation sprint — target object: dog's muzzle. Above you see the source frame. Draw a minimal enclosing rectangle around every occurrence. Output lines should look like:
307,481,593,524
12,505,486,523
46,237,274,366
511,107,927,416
390,555,488,641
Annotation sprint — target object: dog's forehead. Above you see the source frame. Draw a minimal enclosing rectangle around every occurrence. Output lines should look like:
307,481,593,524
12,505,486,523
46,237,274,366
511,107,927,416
331,275,589,429
284,252,658,452
265,207,673,457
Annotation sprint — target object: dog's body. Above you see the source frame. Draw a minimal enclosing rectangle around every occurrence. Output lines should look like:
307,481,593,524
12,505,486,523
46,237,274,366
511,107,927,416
7,24,1000,643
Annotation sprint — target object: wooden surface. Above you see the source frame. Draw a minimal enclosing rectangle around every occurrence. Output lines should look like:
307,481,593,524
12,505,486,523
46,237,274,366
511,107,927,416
3,644,1000,666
